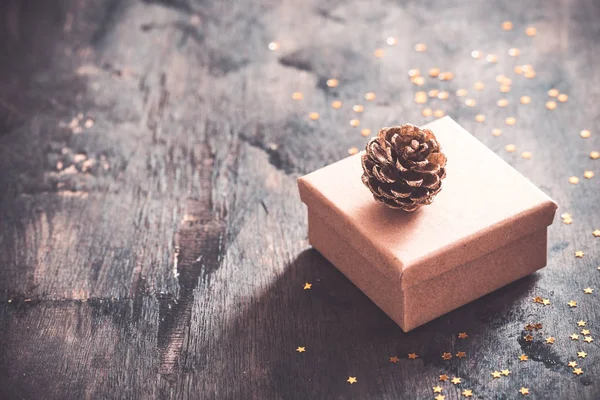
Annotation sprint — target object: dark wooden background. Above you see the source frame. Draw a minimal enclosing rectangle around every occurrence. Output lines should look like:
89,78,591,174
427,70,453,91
1,0,599,399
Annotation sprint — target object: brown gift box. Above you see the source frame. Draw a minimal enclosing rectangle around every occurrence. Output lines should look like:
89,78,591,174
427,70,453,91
298,117,557,332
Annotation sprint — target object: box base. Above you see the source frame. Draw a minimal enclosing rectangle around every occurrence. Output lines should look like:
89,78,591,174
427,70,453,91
308,211,548,332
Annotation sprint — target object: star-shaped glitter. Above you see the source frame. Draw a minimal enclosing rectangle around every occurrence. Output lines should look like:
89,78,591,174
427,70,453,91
575,251,584,258
593,229,600,237
582,329,590,335
462,389,473,398
568,361,578,368
433,386,443,393
347,376,357,384
570,333,580,340
573,368,584,376
568,300,577,308
578,351,588,358
534,323,543,330
389,356,400,364
542,298,551,305
491,371,502,379
408,353,418,360
456,351,467,359
584,336,594,343
524,323,535,331
303,283,312,290
519,387,530,395
524,334,534,342
435,395,445,400
442,352,452,360
533,296,543,303
545,337,555,344
458,332,468,339
451,377,462,385
519,354,529,362
584,287,593,294
439,374,449,382
501,369,511,376
561,212,572,219
296,347,306,353
578,320,587,327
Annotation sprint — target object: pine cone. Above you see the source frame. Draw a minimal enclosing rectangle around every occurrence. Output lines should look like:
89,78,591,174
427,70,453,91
360,124,447,212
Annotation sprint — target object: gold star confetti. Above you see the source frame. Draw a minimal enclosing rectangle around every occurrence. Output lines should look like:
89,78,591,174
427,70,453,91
326,78,339,88
593,230,600,237
389,356,400,364
568,361,578,368
451,377,462,385
500,85,511,93
590,151,600,159
438,72,454,81
422,108,433,117
522,152,532,159
471,50,483,59
501,369,511,376
428,89,439,98
570,333,580,340
439,374,449,382
575,251,584,258
347,376,357,384
569,176,580,184
411,76,425,85
584,171,594,179
578,351,588,358
475,114,485,123
505,117,516,126
374,48,384,58
456,351,467,359
561,212,572,219
465,98,476,107
497,99,509,107
433,109,445,118
332,100,343,109
514,65,524,74
268,42,279,51
352,105,364,113
582,329,590,335
534,323,543,330
557,93,568,102
545,337,556,344
508,48,521,57
578,320,587,327
303,283,312,290
524,334,534,342
296,346,306,352
525,26,537,36
568,300,578,308
442,352,452,360
543,299,551,305
580,129,591,138
349,119,360,127
292,92,303,100
505,144,517,153
519,354,529,362
462,389,473,397
546,101,557,110
435,395,445,400
573,368,584,376
491,371,502,379
458,332,468,339
414,43,427,52
520,96,531,104
386,37,397,46
547,88,559,97
408,353,418,360
433,386,443,393
502,21,513,30
525,323,535,331
437,91,449,100
584,336,593,343
474,81,485,90
428,68,441,78
492,129,502,137
348,147,359,155
533,296,543,303
456,89,468,97
486,54,498,63
408,68,421,77
308,112,320,121
365,92,376,101
524,69,536,79
415,92,428,104
519,387,530,395
563,217,573,224
584,288,593,294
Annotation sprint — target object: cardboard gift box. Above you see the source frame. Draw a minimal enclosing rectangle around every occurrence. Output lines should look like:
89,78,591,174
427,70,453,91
298,117,557,332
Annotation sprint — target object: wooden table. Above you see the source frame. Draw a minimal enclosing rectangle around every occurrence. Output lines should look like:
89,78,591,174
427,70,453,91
1,0,599,398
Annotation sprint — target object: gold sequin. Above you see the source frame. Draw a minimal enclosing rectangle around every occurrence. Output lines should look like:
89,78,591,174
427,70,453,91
415,92,428,104
502,21,513,30
438,72,454,81
332,100,343,109
508,48,521,57
352,105,364,113
591,151,600,159
548,88,559,97
497,99,509,107
505,144,516,152
437,91,449,100
514,65,523,74
428,89,440,98
580,130,591,138
456,89,468,97
525,26,537,36
520,96,531,104
584,171,594,179
474,81,485,91
326,78,339,88
492,129,502,137
361,128,371,137
429,68,441,77
500,85,511,93
349,119,360,127
522,151,532,159
569,176,580,184
465,98,476,107
309,112,320,120
475,114,485,122
524,70,536,78
422,108,433,117
365,92,376,101
557,93,568,102
505,117,516,126
411,76,425,86
546,101,557,110
433,109,445,118
408,69,421,77
292,92,303,100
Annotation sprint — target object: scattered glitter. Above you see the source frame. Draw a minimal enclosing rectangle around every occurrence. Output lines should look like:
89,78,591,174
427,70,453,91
492,129,502,137
584,337,593,343
361,128,371,137
578,351,587,358
569,176,580,184
415,43,427,52
303,283,312,290
545,337,556,344
520,96,531,104
451,377,462,385
429,68,441,77
471,50,483,59
546,101,557,110
505,144,516,152
525,26,537,36
548,88,559,97
389,356,400,364
501,369,511,376
456,351,467,359
486,54,498,63
352,105,364,113
508,48,521,57
569,361,578,368
519,387,530,395
491,371,502,379
578,321,587,327
580,129,591,138
557,93,568,102
422,108,433,117
332,100,343,109
519,354,529,362
465,98,476,107
268,42,279,51
408,353,419,360
584,287,593,294
594,229,600,237
349,119,360,127
475,114,485,122
575,251,584,258
415,92,428,104
326,78,339,88
442,352,452,360
571,333,580,340
348,147,359,155
505,117,516,126
456,89,468,97
296,346,306,352
584,171,594,179
292,92,303,100
458,332,468,339
433,386,443,393
309,112,320,120
568,300,578,308
386,37,397,46
437,91,449,100
433,109,445,118
439,374,449,381
502,21,513,30
522,151,532,159
573,368,584,375
497,99,509,107
347,376,357,384
428,89,440,98
374,48,385,58
365,92,376,101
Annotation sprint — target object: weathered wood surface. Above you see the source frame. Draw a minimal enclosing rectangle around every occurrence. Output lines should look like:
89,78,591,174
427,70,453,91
0,0,599,398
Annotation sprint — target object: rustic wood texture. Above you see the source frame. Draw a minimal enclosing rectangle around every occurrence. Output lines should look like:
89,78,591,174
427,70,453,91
0,0,599,398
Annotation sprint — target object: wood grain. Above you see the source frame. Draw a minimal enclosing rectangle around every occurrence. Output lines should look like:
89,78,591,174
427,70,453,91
0,0,599,398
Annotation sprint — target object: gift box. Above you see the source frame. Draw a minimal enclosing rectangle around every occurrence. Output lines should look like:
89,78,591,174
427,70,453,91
298,117,557,332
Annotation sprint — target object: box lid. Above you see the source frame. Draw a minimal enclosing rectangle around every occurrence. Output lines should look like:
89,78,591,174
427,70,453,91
298,117,557,290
